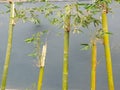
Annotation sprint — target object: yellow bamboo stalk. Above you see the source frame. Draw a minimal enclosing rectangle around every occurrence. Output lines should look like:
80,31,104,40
102,6,115,90
0,1,15,90
90,40,97,90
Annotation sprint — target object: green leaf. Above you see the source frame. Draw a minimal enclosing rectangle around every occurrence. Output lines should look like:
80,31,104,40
93,19,101,27
73,28,83,34
81,44,90,50
50,18,60,25
25,36,34,43
77,3,89,6
52,5,59,9
28,52,37,57
96,28,104,39
4,5,10,9
74,15,81,25
6,10,10,13
81,44,89,46
105,32,113,35
115,0,120,3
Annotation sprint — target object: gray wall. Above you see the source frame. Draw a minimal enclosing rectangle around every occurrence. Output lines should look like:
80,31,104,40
0,2,120,90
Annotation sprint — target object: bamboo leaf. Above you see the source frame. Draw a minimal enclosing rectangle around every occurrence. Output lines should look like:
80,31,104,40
93,19,101,27
115,0,120,3
81,44,91,50
81,43,89,46
28,52,37,57
25,36,34,43
105,32,113,35
50,18,60,25
73,29,83,34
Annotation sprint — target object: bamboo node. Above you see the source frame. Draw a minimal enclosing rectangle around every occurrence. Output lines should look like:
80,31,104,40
8,0,13,3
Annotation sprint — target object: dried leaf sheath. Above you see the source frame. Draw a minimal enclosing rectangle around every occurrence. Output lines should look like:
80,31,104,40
40,43,47,67
37,43,47,90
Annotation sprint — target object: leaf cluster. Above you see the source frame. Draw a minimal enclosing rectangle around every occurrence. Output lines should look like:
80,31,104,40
3,3,41,24
115,0,120,3
25,30,48,57
32,3,101,34
14,7,40,24
81,29,113,51
2,2,102,32
82,0,112,13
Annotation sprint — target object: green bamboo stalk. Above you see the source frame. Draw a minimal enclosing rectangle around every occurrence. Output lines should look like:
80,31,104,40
37,43,47,90
62,5,71,90
102,4,115,90
90,40,97,90
0,1,15,90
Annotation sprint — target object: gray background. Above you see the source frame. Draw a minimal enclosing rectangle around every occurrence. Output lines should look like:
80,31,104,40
0,2,120,90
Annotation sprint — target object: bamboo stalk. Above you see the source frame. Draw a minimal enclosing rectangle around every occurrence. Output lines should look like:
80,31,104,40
37,67,44,90
102,4,115,90
90,40,97,90
37,43,47,90
0,1,15,90
62,5,71,90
